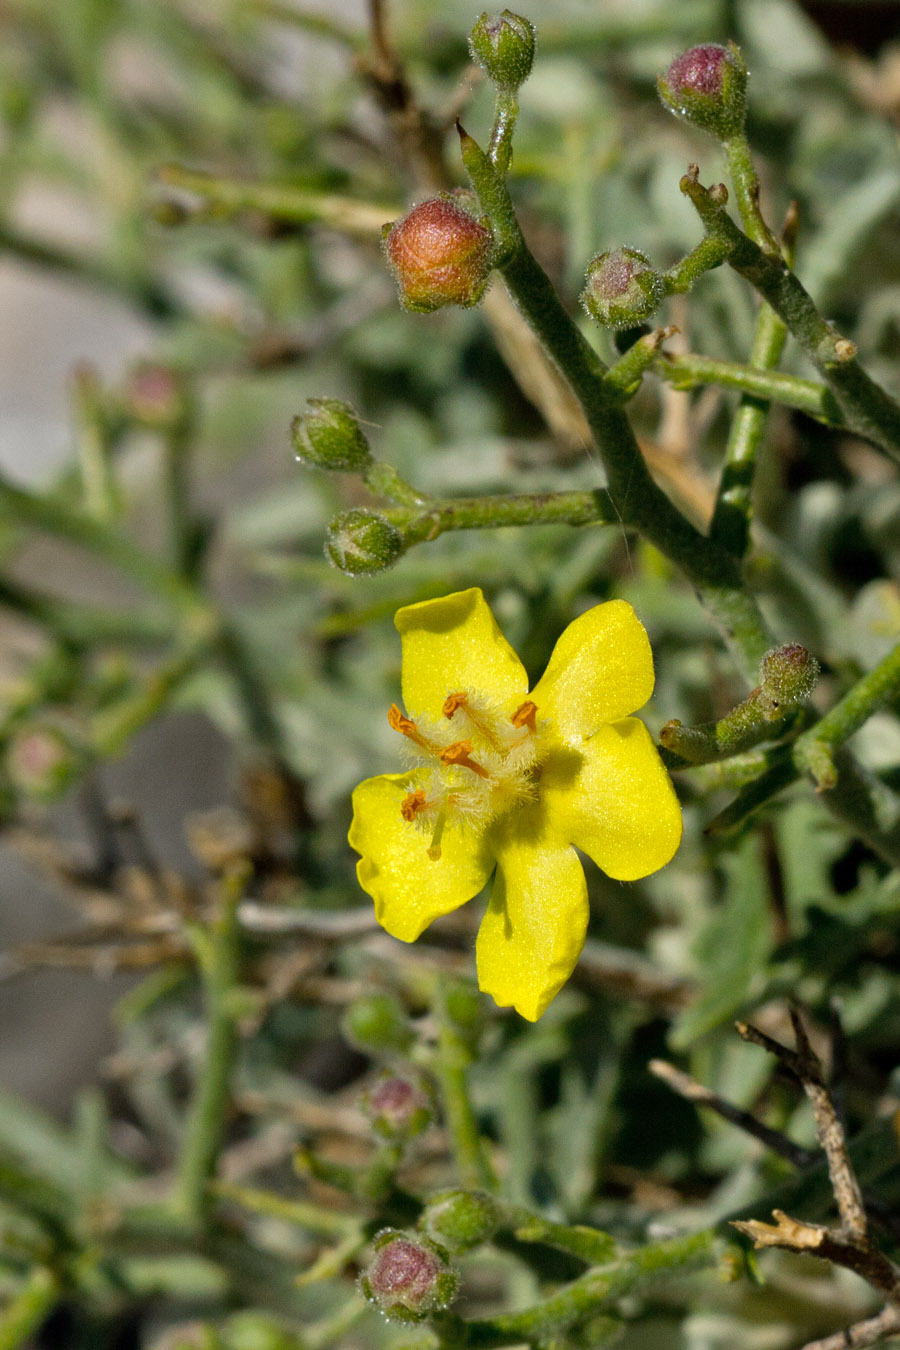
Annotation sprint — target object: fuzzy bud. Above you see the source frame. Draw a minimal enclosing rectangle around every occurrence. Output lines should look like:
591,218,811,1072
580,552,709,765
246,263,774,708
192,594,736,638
6,727,75,800
342,992,415,1054
581,248,665,330
468,11,536,90
419,1189,500,1253
384,197,493,313
292,398,372,473
361,1072,433,1142
759,643,820,715
325,509,405,575
658,42,747,140
127,364,187,427
359,1230,458,1323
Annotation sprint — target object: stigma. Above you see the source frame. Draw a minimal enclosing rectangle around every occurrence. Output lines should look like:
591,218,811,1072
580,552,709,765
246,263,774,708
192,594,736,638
388,688,548,854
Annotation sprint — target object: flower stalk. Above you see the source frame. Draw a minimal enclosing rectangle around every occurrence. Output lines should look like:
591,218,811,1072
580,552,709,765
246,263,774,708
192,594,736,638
457,123,774,673
680,167,900,462
173,862,248,1225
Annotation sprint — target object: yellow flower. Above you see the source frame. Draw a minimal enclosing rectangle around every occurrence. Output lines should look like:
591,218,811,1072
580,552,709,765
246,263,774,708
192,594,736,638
349,589,681,1021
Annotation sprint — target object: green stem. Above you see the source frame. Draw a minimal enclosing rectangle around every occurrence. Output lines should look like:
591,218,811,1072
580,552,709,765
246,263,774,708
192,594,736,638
388,488,618,540
156,164,398,237
0,1267,60,1350
489,89,520,175
662,236,731,294
506,1206,616,1265
710,298,788,557
794,641,900,790
209,1181,359,1237
604,327,677,399
656,353,839,422
459,126,773,674
433,986,495,1193
723,134,782,257
72,368,119,522
173,864,247,1226
162,418,196,579
681,170,900,462
438,1230,715,1346
364,459,434,508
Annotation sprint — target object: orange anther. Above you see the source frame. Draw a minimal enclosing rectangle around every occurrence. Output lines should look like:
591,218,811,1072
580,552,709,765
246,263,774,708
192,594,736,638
511,700,538,732
388,703,434,752
440,739,490,779
400,789,430,822
442,692,469,719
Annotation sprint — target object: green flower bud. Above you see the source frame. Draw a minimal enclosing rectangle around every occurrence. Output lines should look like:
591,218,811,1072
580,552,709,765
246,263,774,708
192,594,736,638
440,979,484,1044
292,398,372,473
384,197,493,313
361,1072,433,1142
759,643,820,716
469,11,536,90
342,992,415,1054
325,509,405,575
657,42,747,141
420,1189,500,1253
359,1229,458,1323
581,248,665,330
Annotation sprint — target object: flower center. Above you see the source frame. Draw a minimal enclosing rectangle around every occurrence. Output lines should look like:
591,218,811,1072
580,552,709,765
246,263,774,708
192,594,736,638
389,689,548,859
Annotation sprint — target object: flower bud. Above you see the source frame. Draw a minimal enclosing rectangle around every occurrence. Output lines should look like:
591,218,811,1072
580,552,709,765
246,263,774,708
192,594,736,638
759,643,820,714
324,509,405,575
6,727,75,800
342,992,415,1054
420,1189,500,1253
126,364,187,427
361,1072,433,1142
359,1230,458,1323
581,248,665,330
292,398,372,473
384,197,493,313
657,42,747,140
469,11,536,90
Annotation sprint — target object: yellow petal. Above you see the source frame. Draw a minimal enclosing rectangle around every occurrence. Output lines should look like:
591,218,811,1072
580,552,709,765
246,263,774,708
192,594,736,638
476,809,588,1021
544,718,682,881
349,773,494,941
395,588,528,720
530,600,655,742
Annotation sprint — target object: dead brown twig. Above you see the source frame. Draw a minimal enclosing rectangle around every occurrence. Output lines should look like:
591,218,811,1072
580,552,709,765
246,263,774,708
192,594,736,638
731,1010,900,1348
654,1009,900,1350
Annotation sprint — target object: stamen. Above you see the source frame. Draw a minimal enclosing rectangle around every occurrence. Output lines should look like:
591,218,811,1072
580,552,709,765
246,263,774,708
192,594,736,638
400,789,430,822
427,806,448,860
440,740,491,779
443,690,502,748
388,703,439,753
511,700,538,733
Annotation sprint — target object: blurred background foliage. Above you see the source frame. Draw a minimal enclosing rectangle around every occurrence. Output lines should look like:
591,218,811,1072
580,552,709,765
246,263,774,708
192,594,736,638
1,0,900,1346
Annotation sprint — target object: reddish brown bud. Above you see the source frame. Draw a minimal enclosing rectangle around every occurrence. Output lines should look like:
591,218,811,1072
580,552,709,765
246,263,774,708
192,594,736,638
361,1072,433,1141
384,198,493,313
359,1230,458,1322
658,42,747,140
581,247,664,330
